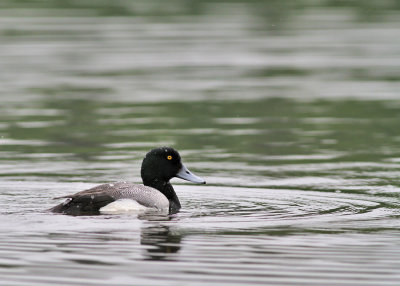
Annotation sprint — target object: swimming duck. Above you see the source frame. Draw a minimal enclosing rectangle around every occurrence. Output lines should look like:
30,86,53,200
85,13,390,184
50,147,205,215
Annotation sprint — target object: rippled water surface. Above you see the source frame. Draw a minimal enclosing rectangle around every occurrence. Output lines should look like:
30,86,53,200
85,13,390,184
1,1,400,285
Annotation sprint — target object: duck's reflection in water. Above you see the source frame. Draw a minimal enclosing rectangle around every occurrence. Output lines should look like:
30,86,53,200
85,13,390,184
139,215,182,261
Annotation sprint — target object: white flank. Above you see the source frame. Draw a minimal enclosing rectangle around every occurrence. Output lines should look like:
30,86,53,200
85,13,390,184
100,199,149,214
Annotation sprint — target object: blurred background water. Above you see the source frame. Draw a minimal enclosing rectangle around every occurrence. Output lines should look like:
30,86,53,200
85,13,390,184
1,0,400,285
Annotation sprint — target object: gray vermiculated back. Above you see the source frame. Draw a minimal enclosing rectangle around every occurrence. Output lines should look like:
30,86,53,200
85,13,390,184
69,181,170,210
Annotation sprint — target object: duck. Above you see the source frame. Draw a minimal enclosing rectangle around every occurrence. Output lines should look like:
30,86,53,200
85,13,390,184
50,147,205,215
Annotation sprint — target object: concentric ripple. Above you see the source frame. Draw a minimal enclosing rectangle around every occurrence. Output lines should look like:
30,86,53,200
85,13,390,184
1,183,400,286
1,1,400,285
176,185,400,233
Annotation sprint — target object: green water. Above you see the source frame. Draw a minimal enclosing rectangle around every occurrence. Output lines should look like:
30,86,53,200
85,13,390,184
1,1,400,285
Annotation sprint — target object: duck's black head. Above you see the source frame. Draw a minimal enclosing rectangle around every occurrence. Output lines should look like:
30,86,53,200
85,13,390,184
141,146,205,187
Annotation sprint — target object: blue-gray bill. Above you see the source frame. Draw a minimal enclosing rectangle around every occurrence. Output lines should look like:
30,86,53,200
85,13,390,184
176,164,206,184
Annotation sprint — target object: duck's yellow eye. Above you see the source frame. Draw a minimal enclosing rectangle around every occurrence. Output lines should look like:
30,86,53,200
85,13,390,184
167,155,172,160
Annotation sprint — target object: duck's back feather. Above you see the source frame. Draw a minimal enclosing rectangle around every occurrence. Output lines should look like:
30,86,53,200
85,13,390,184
50,181,169,215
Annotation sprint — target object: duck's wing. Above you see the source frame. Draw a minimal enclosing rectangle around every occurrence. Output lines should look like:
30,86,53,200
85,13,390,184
50,182,169,215
50,183,117,215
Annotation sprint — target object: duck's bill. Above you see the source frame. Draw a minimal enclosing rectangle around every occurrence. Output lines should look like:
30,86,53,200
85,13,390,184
176,164,206,184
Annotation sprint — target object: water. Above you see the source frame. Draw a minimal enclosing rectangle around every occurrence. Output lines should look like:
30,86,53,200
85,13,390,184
1,1,400,285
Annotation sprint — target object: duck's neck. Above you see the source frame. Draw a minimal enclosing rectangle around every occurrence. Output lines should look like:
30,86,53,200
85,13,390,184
143,179,181,213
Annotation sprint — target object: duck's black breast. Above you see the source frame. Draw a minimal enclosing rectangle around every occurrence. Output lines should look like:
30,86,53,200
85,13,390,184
50,181,170,216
